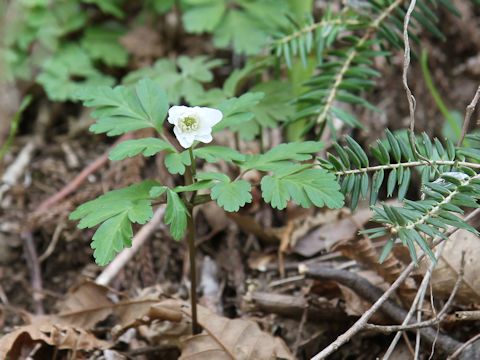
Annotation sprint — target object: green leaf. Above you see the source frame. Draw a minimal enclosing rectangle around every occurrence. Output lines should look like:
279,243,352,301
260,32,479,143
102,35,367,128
123,56,221,104
109,138,175,161
196,172,231,183
182,0,225,33
250,80,295,128
37,45,114,101
149,0,175,13
149,186,167,198
164,151,191,175
215,92,265,132
174,181,215,193
69,180,158,265
379,239,395,263
387,168,397,197
261,167,344,210
91,213,132,266
242,141,323,171
77,78,169,136
211,179,252,212
194,146,245,163
182,0,288,54
370,169,384,205
165,189,189,240
81,25,128,67
82,0,125,18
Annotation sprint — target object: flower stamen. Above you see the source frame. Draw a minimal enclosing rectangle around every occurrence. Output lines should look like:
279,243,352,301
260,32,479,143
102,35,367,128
179,115,200,132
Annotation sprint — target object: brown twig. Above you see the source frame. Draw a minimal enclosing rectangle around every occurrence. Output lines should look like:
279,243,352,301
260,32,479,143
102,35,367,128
303,266,462,356
293,283,312,355
447,333,480,360
309,208,480,359
382,240,447,360
449,311,480,321
366,252,465,334
458,85,480,146
35,133,132,213
21,231,44,315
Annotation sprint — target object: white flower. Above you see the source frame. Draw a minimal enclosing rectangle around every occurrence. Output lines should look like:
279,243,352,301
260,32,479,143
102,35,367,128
168,106,223,148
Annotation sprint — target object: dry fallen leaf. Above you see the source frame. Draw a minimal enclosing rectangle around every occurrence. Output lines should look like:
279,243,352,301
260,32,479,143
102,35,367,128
0,323,110,359
337,270,389,323
0,282,185,359
292,209,354,257
180,304,293,360
421,229,480,304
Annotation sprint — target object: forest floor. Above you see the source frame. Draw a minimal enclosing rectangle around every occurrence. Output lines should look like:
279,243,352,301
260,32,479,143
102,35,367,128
1,2,480,360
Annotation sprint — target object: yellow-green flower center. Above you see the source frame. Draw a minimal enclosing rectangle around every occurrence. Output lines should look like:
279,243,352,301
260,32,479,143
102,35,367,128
179,116,200,132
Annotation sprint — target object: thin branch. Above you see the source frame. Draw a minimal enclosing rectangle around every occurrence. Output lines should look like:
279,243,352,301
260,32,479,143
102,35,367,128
309,208,480,359
390,173,480,233
382,240,446,360
334,160,480,176
366,251,464,334
21,231,44,315
274,19,361,46
447,333,480,360
303,266,462,357
403,0,416,134
458,85,480,146
35,133,132,214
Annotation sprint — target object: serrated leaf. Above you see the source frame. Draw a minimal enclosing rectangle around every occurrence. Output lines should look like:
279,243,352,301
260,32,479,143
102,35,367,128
81,25,128,67
37,45,114,101
123,56,221,104
215,92,265,134
210,179,252,212
109,138,175,161
165,189,189,240
242,141,323,171
82,0,125,18
91,213,132,266
261,167,344,210
69,181,159,265
78,78,169,136
194,146,245,163
165,151,191,175
196,172,231,183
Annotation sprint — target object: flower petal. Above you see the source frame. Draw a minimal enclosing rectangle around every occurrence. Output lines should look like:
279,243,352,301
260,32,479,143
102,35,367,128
194,133,213,144
196,107,223,128
168,106,191,126
174,126,195,148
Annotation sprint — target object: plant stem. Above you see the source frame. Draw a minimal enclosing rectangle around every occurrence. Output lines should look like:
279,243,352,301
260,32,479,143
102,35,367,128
186,203,200,334
185,146,200,334
188,147,196,177
420,49,462,139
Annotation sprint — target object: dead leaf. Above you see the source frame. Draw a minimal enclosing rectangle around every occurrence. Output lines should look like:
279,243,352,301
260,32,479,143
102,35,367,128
2,281,185,359
333,207,417,306
120,26,163,60
292,209,348,257
0,323,110,359
421,229,480,304
180,304,293,360
55,280,113,328
337,270,388,324
114,298,183,336
52,281,183,334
